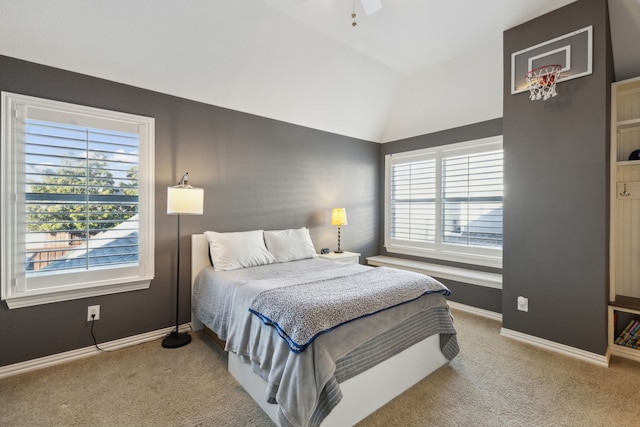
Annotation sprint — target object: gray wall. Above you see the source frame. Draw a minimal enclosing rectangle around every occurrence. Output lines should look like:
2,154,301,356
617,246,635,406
379,119,504,314
0,55,380,367
502,0,612,355
379,0,614,357
0,0,615,367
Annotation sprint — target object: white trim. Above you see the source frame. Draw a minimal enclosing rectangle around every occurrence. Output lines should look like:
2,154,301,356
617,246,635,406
366,255,502,289
447,300,502,322
0,323,191,379
1,91,155,308
500,327,609,367
383,245,502,269
527,45,571,74
384,136,503,269
2,278,151,309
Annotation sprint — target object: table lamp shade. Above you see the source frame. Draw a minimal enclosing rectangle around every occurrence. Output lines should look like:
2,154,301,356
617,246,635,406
331,208,348,226
167,186,204,215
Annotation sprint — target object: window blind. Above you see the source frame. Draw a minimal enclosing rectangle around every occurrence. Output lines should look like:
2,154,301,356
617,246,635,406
441,150,503,248
390,159,437,243
385,137,503,267
24,119,140,275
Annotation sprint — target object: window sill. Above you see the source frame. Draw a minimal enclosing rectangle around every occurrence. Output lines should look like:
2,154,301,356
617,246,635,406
367,255,502,289
2,279,151,309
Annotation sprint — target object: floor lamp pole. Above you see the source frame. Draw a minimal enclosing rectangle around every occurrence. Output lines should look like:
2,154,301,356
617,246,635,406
162,213,192,348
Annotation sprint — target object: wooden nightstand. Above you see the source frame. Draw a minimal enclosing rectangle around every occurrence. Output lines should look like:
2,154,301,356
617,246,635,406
318,251,361,264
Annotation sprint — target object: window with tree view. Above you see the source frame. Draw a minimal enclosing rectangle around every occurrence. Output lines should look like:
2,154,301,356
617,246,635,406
25,120,140,273
384,136,503,268
1,92,155,308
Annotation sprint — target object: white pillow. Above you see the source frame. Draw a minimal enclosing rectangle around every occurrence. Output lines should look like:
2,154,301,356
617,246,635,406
264,227,317,263
204,230,276,271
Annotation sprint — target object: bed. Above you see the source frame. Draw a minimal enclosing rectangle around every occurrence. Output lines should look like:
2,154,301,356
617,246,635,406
190,230,458,427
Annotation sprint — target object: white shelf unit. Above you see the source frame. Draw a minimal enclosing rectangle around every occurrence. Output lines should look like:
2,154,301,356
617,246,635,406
608,306,640,360
609,76,640,362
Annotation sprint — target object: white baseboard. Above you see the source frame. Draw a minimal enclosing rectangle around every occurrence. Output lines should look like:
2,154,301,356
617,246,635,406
447,300,502,322
446,302,609,367
0,323,191,379
500,327,610,367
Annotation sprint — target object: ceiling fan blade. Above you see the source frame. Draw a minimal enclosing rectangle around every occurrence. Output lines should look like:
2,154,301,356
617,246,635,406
360,0,382,16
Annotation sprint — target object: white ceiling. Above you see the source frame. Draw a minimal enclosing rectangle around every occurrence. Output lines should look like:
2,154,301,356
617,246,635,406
1,0,638,143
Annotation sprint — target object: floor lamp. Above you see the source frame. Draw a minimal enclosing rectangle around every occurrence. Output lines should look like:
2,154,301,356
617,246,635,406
163,172,204,348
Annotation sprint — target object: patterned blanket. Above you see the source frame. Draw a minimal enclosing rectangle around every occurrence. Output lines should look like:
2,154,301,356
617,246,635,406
248,266,451,352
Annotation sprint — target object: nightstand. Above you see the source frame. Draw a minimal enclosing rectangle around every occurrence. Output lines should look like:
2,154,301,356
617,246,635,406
318,251,361,264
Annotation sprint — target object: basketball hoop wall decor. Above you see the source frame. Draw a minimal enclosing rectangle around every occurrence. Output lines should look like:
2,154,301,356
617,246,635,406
511,26,593,98
526,64,561,101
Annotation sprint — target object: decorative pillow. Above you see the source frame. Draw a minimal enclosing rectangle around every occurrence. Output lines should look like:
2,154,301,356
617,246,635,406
204,230,276,271
264,227,317,263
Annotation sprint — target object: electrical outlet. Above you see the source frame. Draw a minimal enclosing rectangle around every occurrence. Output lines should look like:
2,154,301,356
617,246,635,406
517,296,528,312
87,305,100,321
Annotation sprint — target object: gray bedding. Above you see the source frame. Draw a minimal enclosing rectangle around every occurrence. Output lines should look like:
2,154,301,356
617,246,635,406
192,258,458,427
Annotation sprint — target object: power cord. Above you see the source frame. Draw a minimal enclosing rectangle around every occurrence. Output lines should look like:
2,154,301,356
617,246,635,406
90,314,110,352
90,316,195,352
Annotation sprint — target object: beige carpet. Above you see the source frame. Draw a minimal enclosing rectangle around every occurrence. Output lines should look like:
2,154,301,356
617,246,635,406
1,309,639,426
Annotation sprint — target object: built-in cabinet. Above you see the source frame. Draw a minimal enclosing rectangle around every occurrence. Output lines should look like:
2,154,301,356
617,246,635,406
609,76,640,362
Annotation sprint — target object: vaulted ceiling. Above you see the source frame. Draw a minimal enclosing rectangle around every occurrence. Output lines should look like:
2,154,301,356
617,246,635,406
1,0,639,142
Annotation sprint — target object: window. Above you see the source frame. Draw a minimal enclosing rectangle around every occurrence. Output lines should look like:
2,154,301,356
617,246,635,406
385,136,503,268
1,92,155,308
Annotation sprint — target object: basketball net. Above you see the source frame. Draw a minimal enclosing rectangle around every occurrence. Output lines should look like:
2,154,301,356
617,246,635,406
526,65,561,101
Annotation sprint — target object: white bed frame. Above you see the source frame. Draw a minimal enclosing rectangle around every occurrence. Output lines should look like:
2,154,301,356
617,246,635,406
191,234,449,426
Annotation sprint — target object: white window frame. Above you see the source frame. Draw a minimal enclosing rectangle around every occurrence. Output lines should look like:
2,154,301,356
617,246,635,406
384,136,503,269
1,92,155,308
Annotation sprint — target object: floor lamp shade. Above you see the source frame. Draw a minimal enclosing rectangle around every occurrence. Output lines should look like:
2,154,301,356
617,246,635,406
167,186,204,215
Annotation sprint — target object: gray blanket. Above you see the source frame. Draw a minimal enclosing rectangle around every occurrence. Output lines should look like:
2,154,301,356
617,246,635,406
248,266,450,352
193,258,458,427
192,258,359,340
